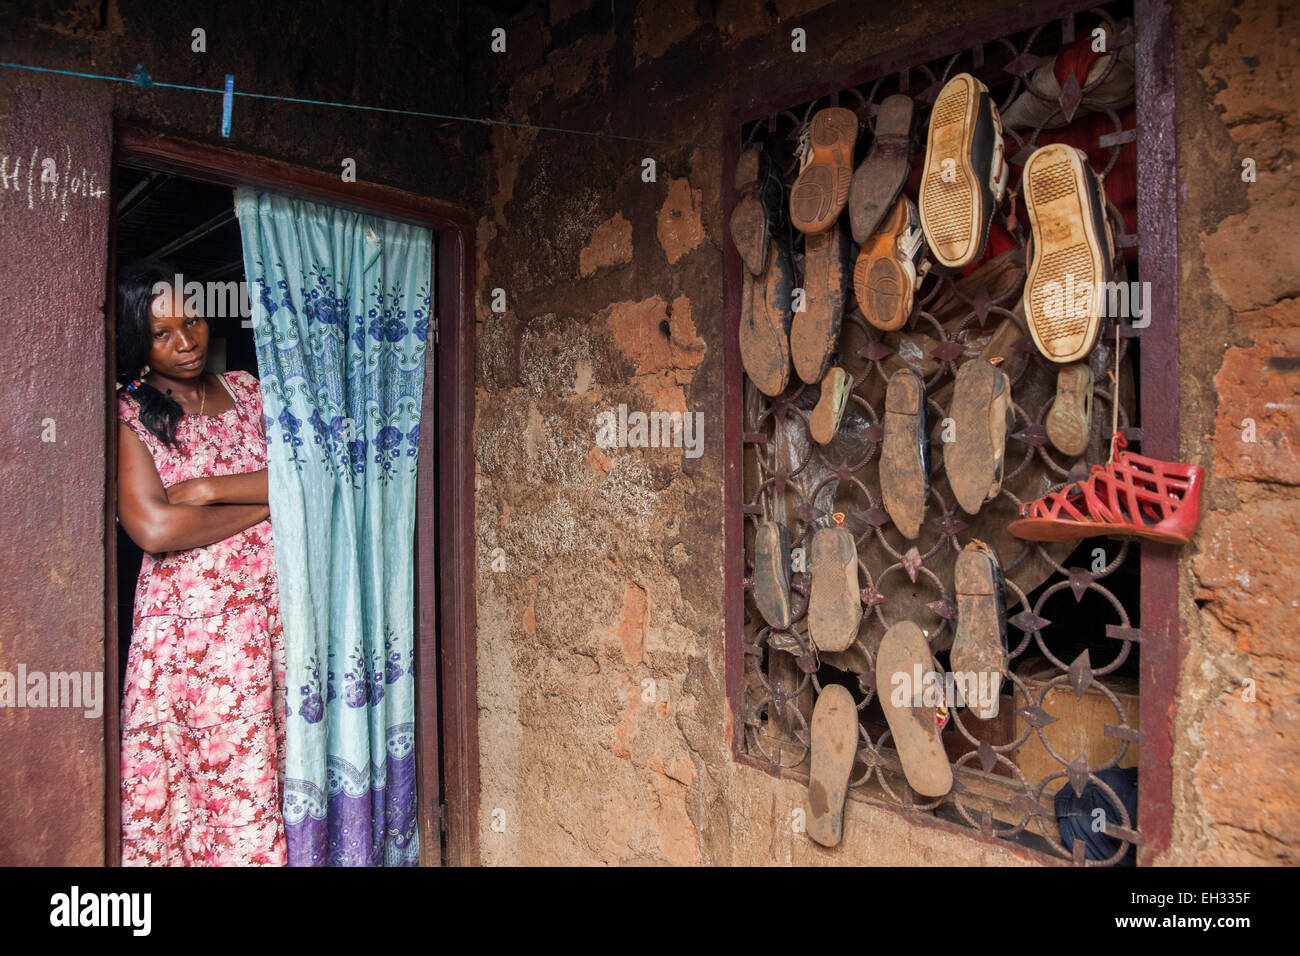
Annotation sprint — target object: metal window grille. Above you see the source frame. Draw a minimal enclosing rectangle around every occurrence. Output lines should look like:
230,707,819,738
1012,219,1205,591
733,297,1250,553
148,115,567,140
729,0,1159,866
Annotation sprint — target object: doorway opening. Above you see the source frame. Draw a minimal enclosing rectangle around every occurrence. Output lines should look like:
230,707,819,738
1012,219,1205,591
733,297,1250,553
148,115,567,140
106,131,478,866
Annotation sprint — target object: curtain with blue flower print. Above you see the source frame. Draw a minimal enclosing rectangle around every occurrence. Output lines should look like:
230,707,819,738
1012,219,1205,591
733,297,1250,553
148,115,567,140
236,187,430,866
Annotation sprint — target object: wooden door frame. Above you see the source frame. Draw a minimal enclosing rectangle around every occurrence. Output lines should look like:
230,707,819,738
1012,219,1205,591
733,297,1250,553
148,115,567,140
105,126,479,867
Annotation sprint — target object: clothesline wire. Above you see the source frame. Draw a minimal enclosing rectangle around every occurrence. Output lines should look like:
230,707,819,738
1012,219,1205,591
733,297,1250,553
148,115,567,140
0,60,721,152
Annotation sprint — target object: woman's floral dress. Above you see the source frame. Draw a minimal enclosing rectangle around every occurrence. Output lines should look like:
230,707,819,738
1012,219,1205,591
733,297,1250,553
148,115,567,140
117,369,287,866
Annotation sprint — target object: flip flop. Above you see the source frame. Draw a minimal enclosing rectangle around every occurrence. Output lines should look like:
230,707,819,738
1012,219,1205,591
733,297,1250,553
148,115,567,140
1045,362,1093,457
753,521,792,630
739,239,795,397
1023,143,1115,363
881,369,929,539
919,73,1008,269
950,540,1008,720
790,107,858,235
876,620,953,797
849,94,915,244
792,219,851,384
946,359,1013,515
810,366,853,445
807,683,859,847
808,526,862,653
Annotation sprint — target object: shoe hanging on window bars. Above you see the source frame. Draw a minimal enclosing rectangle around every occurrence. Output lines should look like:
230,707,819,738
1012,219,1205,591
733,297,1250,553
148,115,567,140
1008,431,1203,545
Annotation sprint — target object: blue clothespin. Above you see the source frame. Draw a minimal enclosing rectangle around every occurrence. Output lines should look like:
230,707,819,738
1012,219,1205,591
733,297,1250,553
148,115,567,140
221,75,234,138
131,64,153,89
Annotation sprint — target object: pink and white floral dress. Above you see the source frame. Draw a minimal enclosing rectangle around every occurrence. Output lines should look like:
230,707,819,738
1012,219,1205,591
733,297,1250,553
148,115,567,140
117,369,287,866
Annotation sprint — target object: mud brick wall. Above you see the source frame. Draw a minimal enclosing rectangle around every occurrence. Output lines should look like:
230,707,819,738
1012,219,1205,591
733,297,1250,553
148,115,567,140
474,0,1299,865
1176,0,1300,865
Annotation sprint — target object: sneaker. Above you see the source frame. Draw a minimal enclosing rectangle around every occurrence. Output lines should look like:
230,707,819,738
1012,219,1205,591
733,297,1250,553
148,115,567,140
854,195,928,332
999,18,1135,131
849,94,915,243
950,540,1008,720
1009,434,1204,546
730,145,788,276
808,525,862,653
946,359,1014,515
919,73,1008,269
792,219,851,384
876,620,953,797
807,683,860,847
810,366,853,445
753,521,792,629
1045,361,1093,457
739,239,795,397
1023,143,1115,363
881,369,929,539
789,107,858,235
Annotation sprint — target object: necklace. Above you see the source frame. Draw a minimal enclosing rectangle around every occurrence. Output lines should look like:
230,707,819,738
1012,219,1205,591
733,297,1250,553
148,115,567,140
198,374,206,417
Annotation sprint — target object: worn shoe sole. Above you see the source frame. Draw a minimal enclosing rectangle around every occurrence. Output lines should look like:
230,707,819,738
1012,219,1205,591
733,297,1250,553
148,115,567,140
947,360,1012,515
739,240,793,397
753,521,792,629
808,683,859,847
808,526,862,653
792,220,850,384
853,198,916,332
919,74,992,269
950,542,1007,720
876,621,953,797
790,107,858,235
1045,362,1093,457
881,370,928,539
849,94,913,244
1023,144,1110,363
810,366,853,445
730,148,775,275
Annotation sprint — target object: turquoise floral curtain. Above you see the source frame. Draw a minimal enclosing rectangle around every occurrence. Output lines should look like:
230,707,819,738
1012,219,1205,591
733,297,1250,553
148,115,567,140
236,187,430,866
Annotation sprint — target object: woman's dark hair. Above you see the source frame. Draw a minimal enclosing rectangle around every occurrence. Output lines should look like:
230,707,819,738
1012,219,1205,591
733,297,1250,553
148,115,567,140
116,259,186,448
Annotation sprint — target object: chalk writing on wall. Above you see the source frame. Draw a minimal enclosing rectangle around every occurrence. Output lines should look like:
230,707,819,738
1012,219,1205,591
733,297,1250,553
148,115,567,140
0,143,108,222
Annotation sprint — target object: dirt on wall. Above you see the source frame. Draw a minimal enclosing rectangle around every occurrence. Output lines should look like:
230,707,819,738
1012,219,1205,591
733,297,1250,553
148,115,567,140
1171,0,1300,865
475,0,1059,866
473,0,1299,866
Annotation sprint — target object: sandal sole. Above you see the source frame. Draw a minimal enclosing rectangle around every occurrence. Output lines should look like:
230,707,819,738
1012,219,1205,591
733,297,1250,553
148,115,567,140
808,683,859,847
729,197,771,276
881,370,927,539
753,522,792,629
1023,144,1108,363
792,221,849,384
1045,362,1093,457
919,74,988,269
950,545,1007,719
947,360,1010,515
808,526,862,652
876,621,953,797
790,107,857,234
849,94,913,243
1007,516,1193,546
810,366,852,445
738,240,792,397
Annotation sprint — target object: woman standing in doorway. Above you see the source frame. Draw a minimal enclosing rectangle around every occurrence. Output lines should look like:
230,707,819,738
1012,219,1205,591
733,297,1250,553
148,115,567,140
115,259,286,866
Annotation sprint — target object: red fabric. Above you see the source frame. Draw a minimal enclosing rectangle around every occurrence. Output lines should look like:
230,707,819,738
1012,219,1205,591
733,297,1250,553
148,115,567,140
1053,30,1103,89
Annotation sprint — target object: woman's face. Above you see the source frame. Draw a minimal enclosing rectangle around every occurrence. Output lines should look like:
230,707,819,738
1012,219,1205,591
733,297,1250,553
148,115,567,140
147,284,208,378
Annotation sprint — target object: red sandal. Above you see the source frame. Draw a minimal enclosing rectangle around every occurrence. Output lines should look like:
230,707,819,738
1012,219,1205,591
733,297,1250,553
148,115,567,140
1008,433,1203,546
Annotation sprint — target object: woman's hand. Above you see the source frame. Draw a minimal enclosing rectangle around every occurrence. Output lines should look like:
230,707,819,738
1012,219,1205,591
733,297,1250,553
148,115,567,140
164,477,212,507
